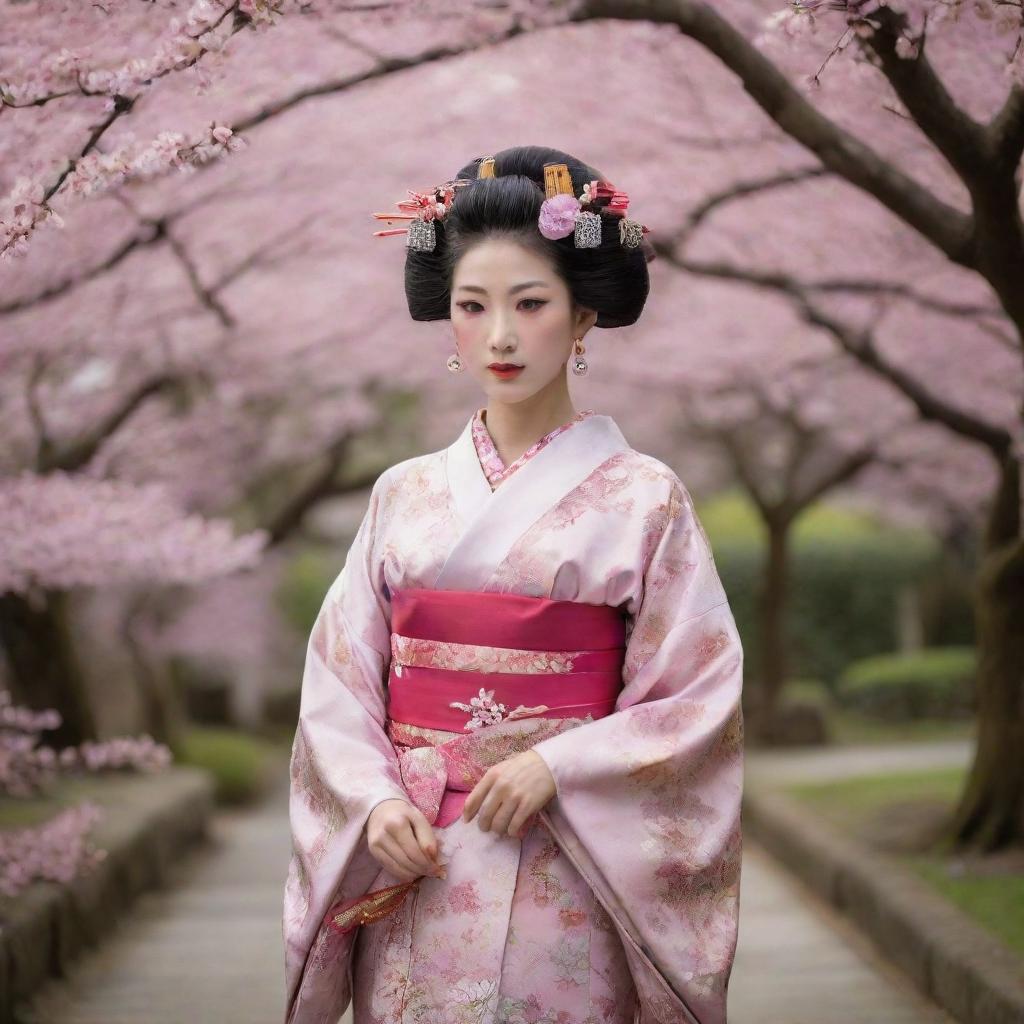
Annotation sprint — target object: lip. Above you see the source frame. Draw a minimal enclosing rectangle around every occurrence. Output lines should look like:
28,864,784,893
488,364,524,378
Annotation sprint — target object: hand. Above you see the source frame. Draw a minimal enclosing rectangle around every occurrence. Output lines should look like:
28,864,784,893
462,749,556,839
366,798,446,883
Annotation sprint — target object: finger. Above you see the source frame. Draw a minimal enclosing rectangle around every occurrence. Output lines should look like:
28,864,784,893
505,804,533,838
463,772,495,822
381,833,427,878
394,822,435,874
477,788,509,833
374,848,417,883
409,813,443,872
488,794,519,837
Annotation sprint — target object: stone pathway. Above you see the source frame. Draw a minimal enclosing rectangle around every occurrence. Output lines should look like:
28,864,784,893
21,759,293,1024
729,843,954,1024
21,744,966,1023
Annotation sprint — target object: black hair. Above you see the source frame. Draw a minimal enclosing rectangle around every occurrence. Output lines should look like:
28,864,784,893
403,145,653,329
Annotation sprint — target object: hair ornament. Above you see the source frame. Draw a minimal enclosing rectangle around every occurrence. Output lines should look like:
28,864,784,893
370,158,651,256
371,178,474,252
538,162,649,250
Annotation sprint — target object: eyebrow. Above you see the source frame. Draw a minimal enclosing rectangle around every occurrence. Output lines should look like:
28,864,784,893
456,280,550,295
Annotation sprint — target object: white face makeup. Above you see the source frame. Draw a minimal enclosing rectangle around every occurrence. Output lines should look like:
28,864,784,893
450,237,596,403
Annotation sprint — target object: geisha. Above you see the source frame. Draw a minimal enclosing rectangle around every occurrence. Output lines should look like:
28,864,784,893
282,146,745,1024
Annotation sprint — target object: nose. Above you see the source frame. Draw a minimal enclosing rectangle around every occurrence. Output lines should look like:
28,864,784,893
488,315,519,356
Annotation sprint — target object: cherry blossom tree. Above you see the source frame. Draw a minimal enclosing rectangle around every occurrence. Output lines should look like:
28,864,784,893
2,0,1017,856
582,0,1023,852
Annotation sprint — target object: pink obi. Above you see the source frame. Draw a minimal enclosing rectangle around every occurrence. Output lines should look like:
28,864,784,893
386,587,626,826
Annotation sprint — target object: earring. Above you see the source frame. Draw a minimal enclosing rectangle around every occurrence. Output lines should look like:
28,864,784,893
571,337,588,376
447,351,463,373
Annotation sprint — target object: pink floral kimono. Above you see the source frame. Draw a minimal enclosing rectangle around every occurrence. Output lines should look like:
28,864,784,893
283,408,745,1024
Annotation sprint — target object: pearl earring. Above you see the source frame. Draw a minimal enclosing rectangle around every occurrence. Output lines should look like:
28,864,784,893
447,352,463,373
571,337,588,376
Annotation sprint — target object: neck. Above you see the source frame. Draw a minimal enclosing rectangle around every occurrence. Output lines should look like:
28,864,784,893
483,372,577,465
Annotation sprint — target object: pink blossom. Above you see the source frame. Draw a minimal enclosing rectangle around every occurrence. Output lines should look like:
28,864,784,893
537,194,580,240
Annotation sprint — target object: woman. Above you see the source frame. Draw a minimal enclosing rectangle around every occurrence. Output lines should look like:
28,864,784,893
283,146,744,1024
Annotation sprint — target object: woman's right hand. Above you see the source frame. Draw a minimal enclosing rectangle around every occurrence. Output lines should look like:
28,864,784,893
366,798,446,883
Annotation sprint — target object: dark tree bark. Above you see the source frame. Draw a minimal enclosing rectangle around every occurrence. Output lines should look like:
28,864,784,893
0,590,97,748
949,452,1024,850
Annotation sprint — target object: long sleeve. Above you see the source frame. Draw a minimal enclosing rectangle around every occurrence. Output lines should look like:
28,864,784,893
532,472,745,1024
283,469,409,1022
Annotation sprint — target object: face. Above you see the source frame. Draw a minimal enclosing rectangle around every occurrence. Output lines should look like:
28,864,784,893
450,237,597,403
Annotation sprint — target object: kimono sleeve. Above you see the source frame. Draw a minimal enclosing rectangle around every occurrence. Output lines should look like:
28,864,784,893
283,469,408,1019
531,472,745,1024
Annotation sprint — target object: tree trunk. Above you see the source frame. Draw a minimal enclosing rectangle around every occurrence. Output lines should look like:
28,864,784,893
752,516,791,743
946,451,1024,851
119,591,186,749
0,589,98,748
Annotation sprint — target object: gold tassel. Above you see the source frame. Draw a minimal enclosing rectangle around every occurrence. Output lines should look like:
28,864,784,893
327,879,420,935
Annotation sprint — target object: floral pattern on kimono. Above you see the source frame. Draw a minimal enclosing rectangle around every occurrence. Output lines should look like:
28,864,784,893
472,406,597,490
283,410,744,1024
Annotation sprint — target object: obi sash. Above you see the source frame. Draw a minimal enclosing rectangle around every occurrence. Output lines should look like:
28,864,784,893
387,586,626,826
325,586,626,938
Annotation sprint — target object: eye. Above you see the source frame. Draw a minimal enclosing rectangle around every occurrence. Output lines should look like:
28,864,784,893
455,299,548,314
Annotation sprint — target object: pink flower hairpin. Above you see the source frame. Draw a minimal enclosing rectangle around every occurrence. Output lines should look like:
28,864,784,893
538,173,648,250
372,178,473,251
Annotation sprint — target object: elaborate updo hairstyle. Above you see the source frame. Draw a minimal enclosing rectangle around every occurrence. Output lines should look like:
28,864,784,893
405,145,653,329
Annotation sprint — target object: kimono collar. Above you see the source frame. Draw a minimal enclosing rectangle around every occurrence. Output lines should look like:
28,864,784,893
472,407,597,489
437,410,631,591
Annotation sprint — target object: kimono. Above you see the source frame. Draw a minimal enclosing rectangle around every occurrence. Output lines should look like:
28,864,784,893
283,407,745,1024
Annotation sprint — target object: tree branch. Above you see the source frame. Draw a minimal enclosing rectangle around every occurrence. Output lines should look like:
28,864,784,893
987,81,1024,172
262,437,382,547
653,237,1014,455
231,19,528,134
854,5,988,183
574,0,976,267
163,229,234,328
681,165,830,234
38,373,184,472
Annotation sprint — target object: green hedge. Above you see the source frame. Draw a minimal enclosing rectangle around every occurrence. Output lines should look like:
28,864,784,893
277,548,339,635
171,726,281,805
835,647,976,720
697,490,971,688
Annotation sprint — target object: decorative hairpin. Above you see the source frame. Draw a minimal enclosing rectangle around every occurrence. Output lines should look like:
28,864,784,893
371,157,650,254
538,162,648,250
372,178,474,252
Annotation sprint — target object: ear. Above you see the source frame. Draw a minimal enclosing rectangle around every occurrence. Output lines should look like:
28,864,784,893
574,305,598,336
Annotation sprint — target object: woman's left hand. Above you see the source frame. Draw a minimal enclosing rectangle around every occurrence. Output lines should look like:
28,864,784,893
462,749,556,838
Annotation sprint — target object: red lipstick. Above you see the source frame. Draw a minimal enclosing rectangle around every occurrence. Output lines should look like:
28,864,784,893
488,363,524,380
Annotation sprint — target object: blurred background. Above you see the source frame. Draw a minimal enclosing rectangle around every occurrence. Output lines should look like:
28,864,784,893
1,1,1021,1022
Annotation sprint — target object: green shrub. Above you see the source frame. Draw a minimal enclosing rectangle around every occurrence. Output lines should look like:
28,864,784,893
835,647,976,720
276,547,340,635
171,726,280,805
697,490,968,687
783,677,834,711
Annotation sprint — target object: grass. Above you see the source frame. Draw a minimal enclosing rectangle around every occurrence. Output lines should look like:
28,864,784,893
784,765,1024,957
908,856,1024,956
784,765,968,829
827,707,977,746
